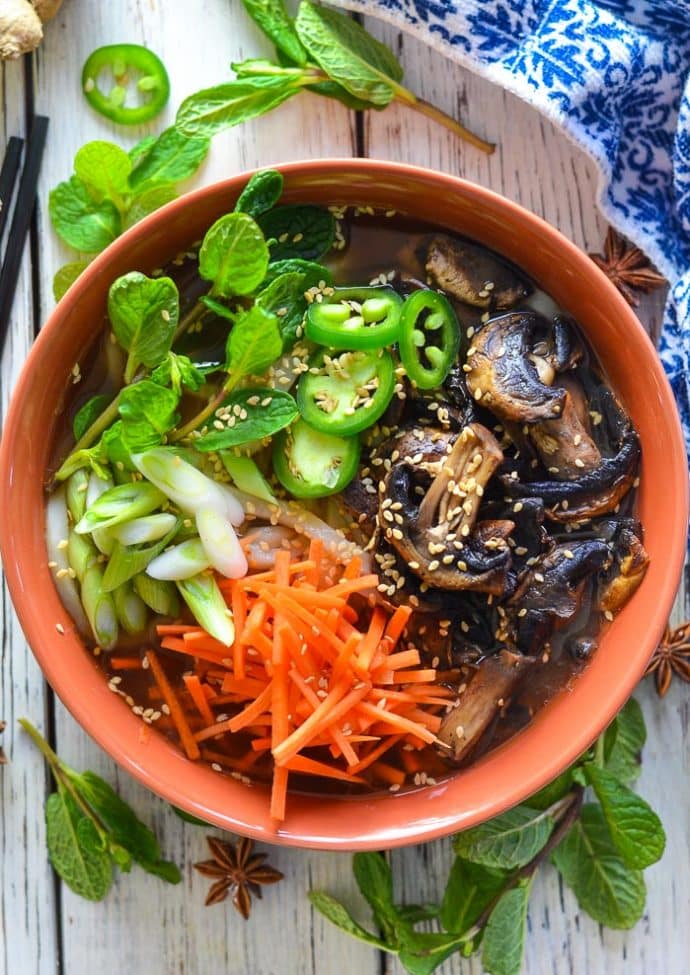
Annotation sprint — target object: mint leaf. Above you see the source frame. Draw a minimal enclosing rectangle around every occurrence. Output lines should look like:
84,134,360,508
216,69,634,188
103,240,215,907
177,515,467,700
308,891,389,950
49,176,121,253
151,352,205,394
353,852,398,942
45,791,112,901
67,770,181,883
107,272,179,381
129,127,210,189
74,141,132,201
440,856,508,934
53,261,90,301
584,765,665,869
226,305,283,377
199,211,270,296
524,769,575,811
194,387,297,450
256,270,307,345
603,697,645,784
241,0,308,65
235,168,284,219
128,134,158,167
73,394,113,441
397,931,467,975
551,803,646,928
124,185,178,228
454,804,554,869
295,0,403,107
119,381,179,437
263,257,333,291
481,881,531,975
258,203,335,261
176,77,301,138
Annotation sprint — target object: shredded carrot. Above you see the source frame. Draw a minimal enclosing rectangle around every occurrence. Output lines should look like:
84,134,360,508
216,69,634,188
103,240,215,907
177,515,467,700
145,649,201,761
150,548,449,824
109,657,143,670
183,674,215,726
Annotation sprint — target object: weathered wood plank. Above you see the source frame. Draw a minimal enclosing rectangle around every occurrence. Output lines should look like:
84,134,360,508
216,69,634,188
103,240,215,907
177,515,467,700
0,56,59,975
362,21,688,975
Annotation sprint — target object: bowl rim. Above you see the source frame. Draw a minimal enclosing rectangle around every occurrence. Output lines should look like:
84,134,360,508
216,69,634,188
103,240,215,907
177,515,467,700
1,157,687,849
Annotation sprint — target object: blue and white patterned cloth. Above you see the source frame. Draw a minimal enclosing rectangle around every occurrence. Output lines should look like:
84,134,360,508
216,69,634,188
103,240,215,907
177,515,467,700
335,0,690,455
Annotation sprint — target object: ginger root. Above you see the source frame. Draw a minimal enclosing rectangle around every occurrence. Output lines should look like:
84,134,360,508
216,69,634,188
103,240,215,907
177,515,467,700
0,0,64,60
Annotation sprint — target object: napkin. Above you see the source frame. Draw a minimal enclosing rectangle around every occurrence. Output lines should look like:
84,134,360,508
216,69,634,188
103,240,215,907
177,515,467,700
333,0,690,455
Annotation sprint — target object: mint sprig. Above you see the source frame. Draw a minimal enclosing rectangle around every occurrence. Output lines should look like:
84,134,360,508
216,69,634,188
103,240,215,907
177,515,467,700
20,719,181,901
310,698,666,975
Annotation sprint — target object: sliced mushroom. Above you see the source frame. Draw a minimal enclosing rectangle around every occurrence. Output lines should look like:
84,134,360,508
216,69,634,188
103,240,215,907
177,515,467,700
424,236,531,310
529,376,602,478
501,428,639,522
599,524,649,615
381,424,514,593
507,540,612,655
466,313,566,422
438,650,535,762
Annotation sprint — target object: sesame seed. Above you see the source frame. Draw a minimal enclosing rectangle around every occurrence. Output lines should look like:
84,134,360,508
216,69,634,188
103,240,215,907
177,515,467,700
55,622,65,634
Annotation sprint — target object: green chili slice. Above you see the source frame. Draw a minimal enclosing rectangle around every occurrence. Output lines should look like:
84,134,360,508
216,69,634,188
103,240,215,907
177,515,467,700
305,286,403,350
399,290,461,389
297,348,395,436
82,45,170,124
272,419,360,499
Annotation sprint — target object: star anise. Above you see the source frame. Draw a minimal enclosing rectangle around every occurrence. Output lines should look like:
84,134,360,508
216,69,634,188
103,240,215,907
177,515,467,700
588,227,666,306
193,835,283,918
0,720,6,765
645,621,690,697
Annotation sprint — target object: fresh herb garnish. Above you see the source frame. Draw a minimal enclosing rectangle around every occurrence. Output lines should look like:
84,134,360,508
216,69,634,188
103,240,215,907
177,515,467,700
310,699,665,975
176,1,493,154
20,719,181,901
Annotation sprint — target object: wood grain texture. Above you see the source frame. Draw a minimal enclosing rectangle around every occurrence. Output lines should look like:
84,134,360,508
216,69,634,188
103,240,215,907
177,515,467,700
0,56,59,975
1,4,687,975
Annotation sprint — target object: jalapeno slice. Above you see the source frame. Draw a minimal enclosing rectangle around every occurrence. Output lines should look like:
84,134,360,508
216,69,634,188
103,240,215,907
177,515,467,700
399,290,461,389
272,419,360,499
82,45,170,124
305,286,403,350
297,348,395,436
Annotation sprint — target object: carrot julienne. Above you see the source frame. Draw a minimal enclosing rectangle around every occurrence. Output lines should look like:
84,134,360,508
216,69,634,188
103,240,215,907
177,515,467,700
153,551,448,824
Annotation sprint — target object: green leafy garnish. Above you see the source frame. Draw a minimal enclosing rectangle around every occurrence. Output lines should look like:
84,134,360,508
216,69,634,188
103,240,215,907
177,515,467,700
194,387,298,451
241,0,308,65
53,261,91,301
258,203,335,261
235,168,284,218
128,127,210,189
225,304,283,378
20,720,180,901
311,700,666,974
49,176,121,253
73,395,113,441
107,272,179,381
199,211,270,296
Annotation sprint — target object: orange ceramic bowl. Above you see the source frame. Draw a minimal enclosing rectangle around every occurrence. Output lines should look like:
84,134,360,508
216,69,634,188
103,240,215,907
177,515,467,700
1,160,687,849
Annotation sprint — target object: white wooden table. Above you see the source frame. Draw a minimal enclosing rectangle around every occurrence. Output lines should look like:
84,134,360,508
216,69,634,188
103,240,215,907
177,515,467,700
1,3,688,973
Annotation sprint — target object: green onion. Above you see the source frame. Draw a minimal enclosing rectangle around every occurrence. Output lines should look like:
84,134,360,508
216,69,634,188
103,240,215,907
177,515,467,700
133,573,180,616
65,469,90,523
176,572,234,646
146,538,210,580
133,448,243,524
221,453,276,502
112,581,149,634
109,512,178,546
75,482,166,534
80,564,119,649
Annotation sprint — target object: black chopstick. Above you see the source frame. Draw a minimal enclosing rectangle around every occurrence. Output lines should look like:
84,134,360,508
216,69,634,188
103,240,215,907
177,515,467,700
0,136,24,245
0,116,49,355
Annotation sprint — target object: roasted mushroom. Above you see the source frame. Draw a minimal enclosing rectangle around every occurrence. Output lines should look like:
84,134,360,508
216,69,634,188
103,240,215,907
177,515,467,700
424,236,531,310
437,650,535,762
506,539,612,656
466,313,566,422
502,427,640,522
599,523,649,614
529,376,602,478
380,424,514,594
